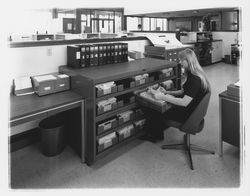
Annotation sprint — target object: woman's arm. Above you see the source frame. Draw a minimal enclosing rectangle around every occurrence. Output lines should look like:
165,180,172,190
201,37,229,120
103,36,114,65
155,92,192,107
158,87,184,96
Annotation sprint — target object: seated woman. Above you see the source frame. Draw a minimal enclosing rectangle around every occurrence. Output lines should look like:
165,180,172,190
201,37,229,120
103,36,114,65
143,48,210,142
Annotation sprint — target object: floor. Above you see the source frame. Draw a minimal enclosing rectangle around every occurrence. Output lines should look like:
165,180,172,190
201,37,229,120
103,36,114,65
10,62,241,189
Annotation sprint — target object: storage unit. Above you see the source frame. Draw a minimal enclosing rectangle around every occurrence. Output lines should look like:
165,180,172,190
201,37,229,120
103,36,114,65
144,45,192,63
59,58,180,165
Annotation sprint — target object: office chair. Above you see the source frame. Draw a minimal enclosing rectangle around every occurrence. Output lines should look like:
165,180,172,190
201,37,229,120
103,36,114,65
162,90,215,170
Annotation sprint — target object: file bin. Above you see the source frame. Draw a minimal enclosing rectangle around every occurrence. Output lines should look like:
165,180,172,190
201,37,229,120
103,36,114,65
134,119,146,131
134,74,149,86
117,110,135,125
53,74,70,92
39,113,67,157
31,75,57,96
96,82,117,97
117,124,134,141
97,117,118,135
159,68,174,80
97,97,117,115
97,132,118,153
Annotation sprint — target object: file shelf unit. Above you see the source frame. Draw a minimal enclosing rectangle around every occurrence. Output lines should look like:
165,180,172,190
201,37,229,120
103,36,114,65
59,58,180,165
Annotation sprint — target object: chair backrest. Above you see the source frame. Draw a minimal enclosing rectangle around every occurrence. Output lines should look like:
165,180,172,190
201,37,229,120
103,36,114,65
180,89,211,134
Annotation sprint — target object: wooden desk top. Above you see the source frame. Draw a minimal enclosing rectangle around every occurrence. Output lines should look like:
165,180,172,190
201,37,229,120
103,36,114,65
10,91,83,121
59,58,177,84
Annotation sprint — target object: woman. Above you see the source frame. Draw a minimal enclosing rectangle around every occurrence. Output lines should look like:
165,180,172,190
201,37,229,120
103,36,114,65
143,48,210,142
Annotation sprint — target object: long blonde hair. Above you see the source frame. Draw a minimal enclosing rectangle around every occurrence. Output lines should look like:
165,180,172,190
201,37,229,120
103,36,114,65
178,48,210,92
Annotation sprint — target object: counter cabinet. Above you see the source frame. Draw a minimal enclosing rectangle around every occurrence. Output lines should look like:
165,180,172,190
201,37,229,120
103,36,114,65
59,58,181,165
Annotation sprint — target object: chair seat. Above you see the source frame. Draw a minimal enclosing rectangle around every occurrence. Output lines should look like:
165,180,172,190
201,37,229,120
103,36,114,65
164,120,183,129
165,119,205,135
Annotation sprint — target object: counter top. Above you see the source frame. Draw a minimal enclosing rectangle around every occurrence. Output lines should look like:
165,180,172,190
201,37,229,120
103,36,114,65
9,36,148,48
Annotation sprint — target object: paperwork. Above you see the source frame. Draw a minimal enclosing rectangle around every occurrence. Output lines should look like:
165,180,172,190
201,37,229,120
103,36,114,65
14,76,34,96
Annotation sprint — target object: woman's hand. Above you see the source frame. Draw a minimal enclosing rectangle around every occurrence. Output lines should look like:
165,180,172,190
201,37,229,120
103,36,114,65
158,86,167,94
153,91,165,100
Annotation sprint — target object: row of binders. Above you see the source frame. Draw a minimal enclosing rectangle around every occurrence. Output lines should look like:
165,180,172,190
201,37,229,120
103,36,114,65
67,42,128,68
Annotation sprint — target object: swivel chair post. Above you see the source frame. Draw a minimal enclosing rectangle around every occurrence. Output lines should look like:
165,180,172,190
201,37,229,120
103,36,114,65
162,133,214,170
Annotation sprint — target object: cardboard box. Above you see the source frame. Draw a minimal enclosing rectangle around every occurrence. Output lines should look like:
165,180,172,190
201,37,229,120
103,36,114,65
31,74,57,96
53,73,70,92
128,50,143,59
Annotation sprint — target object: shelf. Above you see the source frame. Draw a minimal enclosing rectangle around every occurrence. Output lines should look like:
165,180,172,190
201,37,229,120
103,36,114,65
95,75,177,102
95,130,145,159
96,115,145,138
96,102,139,122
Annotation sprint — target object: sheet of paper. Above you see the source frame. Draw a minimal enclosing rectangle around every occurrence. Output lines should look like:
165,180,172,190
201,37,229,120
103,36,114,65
14,76,32,90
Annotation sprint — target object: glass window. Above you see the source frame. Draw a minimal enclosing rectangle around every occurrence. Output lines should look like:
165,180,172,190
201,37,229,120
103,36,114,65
150,18,156,31
115,12,122,32
143,18,150,31
127,17,139,31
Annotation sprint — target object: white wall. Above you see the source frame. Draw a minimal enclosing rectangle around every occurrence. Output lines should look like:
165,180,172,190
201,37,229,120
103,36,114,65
212,31,240,56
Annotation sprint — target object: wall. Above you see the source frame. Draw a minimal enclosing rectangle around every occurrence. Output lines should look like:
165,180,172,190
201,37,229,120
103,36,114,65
212,31,240,56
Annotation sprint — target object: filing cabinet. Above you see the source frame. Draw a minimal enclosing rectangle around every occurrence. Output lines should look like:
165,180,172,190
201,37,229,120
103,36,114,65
59,58,180,165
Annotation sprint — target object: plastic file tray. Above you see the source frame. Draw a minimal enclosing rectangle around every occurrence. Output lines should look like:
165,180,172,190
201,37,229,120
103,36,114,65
97,118,118,135
97,102,117,115
117,125,135,142
96,85,117,97
159,70,174,80
117,111,135,125
134,89,172,113
97,137,118,153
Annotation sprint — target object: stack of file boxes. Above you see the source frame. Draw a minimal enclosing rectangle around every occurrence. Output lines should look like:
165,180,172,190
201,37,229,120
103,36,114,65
67,42,128,68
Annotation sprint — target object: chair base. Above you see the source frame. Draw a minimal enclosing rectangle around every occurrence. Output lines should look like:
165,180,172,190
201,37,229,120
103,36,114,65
161,134,215,170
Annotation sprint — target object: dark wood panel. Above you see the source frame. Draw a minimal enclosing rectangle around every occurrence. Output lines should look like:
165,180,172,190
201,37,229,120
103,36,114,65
10,91,83,121
221,98,240,147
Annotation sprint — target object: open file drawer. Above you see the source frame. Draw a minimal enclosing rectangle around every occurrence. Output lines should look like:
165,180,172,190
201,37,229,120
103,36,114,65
134,89,172,113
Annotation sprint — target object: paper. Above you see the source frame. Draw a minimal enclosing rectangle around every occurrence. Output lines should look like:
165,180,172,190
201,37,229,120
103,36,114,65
14,76,32,90
14,76,34,96
145,34,183,48
34,75,56,82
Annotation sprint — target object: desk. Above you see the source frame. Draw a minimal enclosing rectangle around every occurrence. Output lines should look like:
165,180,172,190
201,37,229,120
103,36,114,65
219,90,241,156
10,91,85,162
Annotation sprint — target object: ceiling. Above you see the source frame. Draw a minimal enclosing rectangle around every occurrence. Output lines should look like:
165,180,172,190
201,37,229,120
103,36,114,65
126,7,239,18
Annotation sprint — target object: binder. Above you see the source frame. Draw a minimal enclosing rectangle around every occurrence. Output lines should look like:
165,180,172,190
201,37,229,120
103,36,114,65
85,44,90,67
67,45,81,68
89,44,95,67
102,44,107,65
114,43,119,64
118,43,122,63
122,43,128,62
98,44,104,66
110,43,115,64
80,44,86,68
93,44,99,66
106,43,111,64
